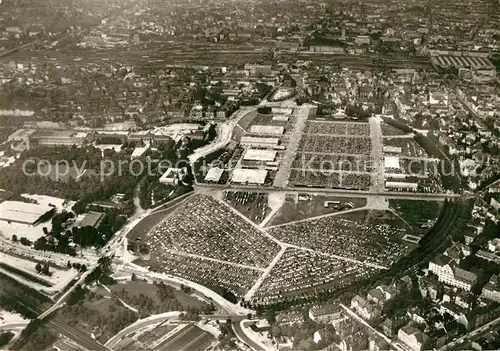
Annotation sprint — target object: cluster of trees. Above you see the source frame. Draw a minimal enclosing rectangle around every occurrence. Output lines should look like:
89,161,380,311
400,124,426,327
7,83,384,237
0,332,14,348
19,145,102,169
204,284,238,304
11,235,32,247
113,281,214,319
257,106,272,114
61,302,139,340
256,83,273,99
34,208,126,257
345,104,373,120
139,136,201,209
382,117,414,133
51,211,74,233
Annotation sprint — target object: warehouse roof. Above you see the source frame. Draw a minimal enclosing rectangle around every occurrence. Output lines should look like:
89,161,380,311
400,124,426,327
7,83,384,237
243,149,277,162
241,136,280,146
0,201,54,224
231,169,268,184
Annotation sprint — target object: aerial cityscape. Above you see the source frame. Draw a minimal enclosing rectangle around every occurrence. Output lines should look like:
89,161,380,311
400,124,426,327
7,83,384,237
0,0,499,350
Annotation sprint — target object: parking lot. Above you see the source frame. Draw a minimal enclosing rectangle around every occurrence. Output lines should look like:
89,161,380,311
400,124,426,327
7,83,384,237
287,121,374,190
304,121,370,136
298,135,372,155
288,170,371,190
267,211,410,266
147,195,280,268
150,251,261,297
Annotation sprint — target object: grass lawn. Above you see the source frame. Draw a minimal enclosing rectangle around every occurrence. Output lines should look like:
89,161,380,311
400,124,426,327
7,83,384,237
268,194,367,226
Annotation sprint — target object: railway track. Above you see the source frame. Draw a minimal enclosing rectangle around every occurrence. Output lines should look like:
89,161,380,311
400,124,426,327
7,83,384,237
0,274,108,351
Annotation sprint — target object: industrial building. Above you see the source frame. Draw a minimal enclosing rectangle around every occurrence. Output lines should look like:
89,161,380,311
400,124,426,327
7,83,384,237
0,201,55,225
231,169,268,185
204,167,224,183
250,125,285,136
242,149,277,162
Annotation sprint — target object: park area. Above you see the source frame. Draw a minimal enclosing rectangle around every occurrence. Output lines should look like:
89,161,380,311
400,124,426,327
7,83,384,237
56,279,214,344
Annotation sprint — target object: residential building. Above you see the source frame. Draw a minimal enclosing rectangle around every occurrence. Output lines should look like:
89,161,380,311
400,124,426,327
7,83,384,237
397,325,429,351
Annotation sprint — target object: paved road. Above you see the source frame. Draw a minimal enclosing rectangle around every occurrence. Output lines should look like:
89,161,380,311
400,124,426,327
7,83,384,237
195,183,461,201
243,246,286,301
232,321,266,351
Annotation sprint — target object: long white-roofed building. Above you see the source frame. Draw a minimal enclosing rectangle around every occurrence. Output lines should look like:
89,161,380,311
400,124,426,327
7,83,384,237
240,136,281,148
250,125,285,136
231,169,268,185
